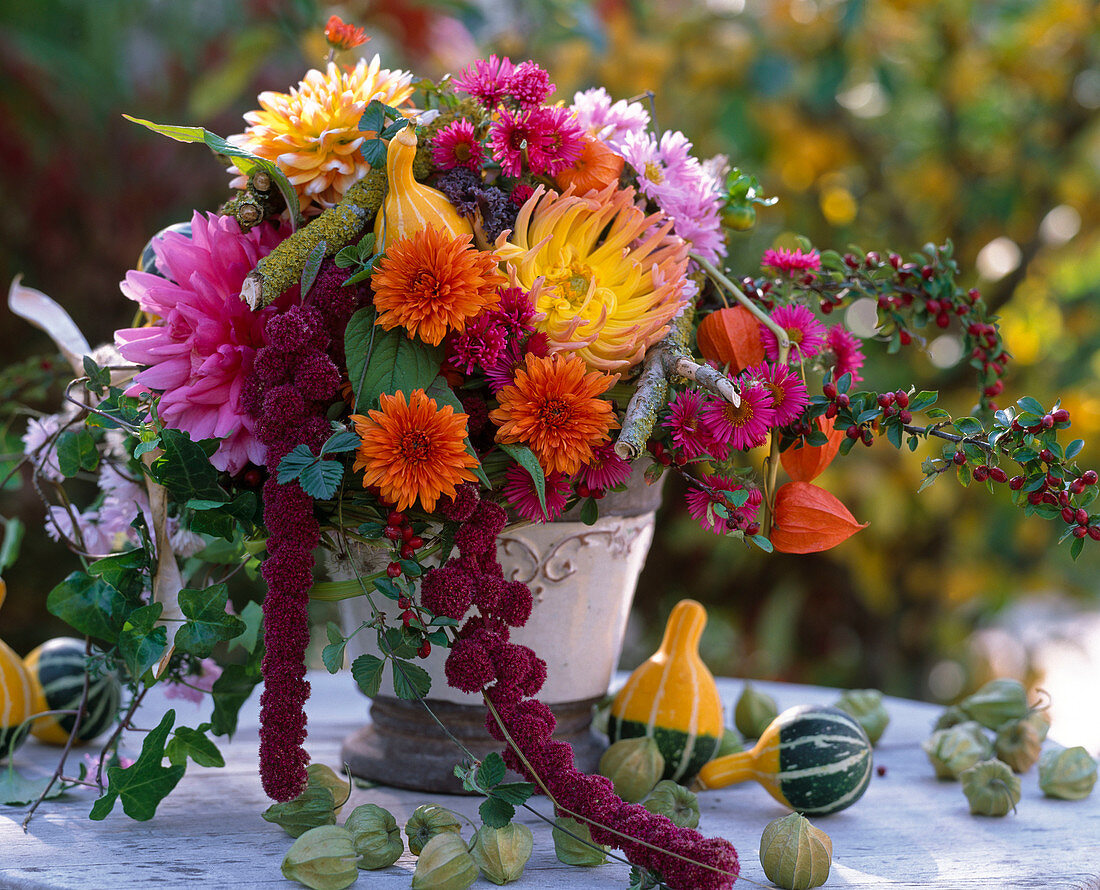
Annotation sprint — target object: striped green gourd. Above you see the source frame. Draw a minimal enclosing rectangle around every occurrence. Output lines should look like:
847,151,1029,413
24,637,121,746
695,704,873,815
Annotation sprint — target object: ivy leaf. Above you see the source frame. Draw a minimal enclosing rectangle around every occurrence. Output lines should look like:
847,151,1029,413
477,752,506,789
90,710,185,821
358,327,443,411
499,443,546,513
174,584,246,658
391,659,431,700
479,796,515,828
47,572,127,643
351,654,385,698
165,726,225,768
56,429,100,477
150,428,224,502
321,622,348,674
228,600,264,655
117,602,167,683
88,549,149,602
301,240,327,297
210,652,263,738
298,459,344,500
0,769,65,806
345,307,378,411
82,354,112,394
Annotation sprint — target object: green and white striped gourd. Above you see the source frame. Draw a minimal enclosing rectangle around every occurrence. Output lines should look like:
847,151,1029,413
24,637,121,746
695,704,873,815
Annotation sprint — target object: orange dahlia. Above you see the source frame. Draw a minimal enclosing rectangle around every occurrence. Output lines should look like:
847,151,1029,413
489,352,619,476
351,389,478,512
228,57,414,215
496,184,690,371
371,226,504,346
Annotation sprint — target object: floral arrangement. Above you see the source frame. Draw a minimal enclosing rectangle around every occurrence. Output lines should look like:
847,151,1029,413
8,16,1100,890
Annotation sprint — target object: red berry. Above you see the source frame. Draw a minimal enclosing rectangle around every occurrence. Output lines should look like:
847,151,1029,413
400,544,415,559
1009,475,1026,490
407,535,424,550
1062,507,1076,524
1073,525,1088,538
1040,449,1055,463
401,609,416,626
1043,492,1060,506
387,511,406,527
397,596,411,609
401,525,415,542
846,425,860,440
825,403,838,419
898,410,912,424
1046,472,1060,488
745,522,761,536
1028,490,1045,505
989,467,1008,483
1052,408,1070,424
936,313,950,328
1070,479,1087,494
877,765,887,777
899,330,912,345
821,301,833,314
1083,470,1098,486
591,488,605,500
953,452,966,466
894,391,910,408
417,641,431,659
861,429,874,446
1077,508,1090,526
387,562,402,578
973,465,989,482
1089,526,1100,541
384,525,402,541
823,382,838,399
878,393,895,408
1059,491,1071,507
926,299,941,315
576,482,591,498
243,469,262,487
836,393,850,409
1042,414,1055,429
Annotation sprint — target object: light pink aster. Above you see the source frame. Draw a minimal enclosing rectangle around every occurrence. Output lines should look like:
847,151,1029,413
115,211,288,475
662,389,716,460
759,304,828,363
684,475,763,535
431,119,484,171
503,464,570,522
453,54,515,106
747,362,810,427
825,324,866,383
164,658,224,704
762,247,821,275
569,87,650,151
702,383,776,452
572,442,632,492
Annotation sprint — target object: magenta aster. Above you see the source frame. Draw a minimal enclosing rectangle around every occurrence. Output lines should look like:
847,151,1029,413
506,60,554,109
503,464,570,522
662,389,716,460
453,54,515,107
762,247,822,275
431,119,484,172
685,475,763,535
488,106,584,178
115,211,288,474
759,304,828,363
702,383,776,452
825,324,866,383
748,361,810,427
572,441,633,491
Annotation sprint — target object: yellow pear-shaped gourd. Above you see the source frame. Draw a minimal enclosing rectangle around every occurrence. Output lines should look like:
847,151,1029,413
607,599,723,783
374,123,473,249
695,704,873,815
0,578,34,759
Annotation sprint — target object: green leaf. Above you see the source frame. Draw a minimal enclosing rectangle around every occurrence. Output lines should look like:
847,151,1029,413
210,640,263,738
1071,536,1085,560
886,420,902,449
1066,439,1085,460
345,307,378,411
298,459,344,500
228,600,264,655
361,138,387,168
174,584,246,658
579,497,599,526
351,654,385,697
1017,396,1045,416
477,752,506,789
123,116,301,226
359,100,386,135
381,627,419,659
491,781,534,805
56,429,100,476
88,549,149,601
320,430,361,455
118,603,167,682
358,327,444,411
391,659,431,700
479,796,515,828
925,407,951,419
301,240,327,297
277,444,318,484
90,710,185,821
0,517,24,573
83,354,111,393
0,768,65,806
166,726,225,768
749,534,774,553
150,428,225,502
499,443,546,514
908,391,939,412
425,377,491,488
47,572,128,643
953,416,983,436
321,622,347,674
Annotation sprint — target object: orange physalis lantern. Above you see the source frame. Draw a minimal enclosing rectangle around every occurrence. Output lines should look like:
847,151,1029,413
695,306,765,374
770,481,867,553
780,416,845,483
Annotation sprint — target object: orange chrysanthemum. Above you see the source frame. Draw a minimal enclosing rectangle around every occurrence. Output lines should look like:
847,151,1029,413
228,57,414,214
489,353,619,476
371,226,504,346
555,134,625,195
351,389,479,512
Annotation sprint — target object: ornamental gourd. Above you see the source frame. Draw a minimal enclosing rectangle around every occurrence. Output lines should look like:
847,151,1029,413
0,579,34,759
695,704,873,815
607,599,723,783
374,123,473,249
24,637,121,745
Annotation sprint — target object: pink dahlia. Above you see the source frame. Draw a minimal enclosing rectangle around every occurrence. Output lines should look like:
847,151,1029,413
685,475,763,535
702,383,776,453
503,464,570,522
431,119,484,172
762,247,821,275
662,389,716,461
572,441,632,492
825,324,866,383
747,361,810,427
759,304,827,363
115,211,288,474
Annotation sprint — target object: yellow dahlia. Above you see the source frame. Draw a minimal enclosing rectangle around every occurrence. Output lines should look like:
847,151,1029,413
496,184,690,372
228,57,415,215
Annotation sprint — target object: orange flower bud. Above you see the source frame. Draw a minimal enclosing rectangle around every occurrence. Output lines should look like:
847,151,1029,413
780,416,844,483
695,306,764,374
324,15,368,52
770,481,867,553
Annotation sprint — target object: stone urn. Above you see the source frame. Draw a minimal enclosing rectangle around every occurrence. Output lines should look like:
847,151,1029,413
334,464,663,793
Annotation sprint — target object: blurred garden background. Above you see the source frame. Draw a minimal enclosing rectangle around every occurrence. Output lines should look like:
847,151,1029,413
2,0,1099,726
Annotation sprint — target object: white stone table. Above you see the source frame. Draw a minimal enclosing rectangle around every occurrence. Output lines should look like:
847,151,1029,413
2,672,1098,889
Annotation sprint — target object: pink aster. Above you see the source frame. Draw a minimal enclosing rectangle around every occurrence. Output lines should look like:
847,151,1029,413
453,54,515,107
570,87,651,152
572,441,633,491
447,313,508,375
702,383,776,453
825,324,866,383
506,60,554,109
662,389,717,461
503,464,570,522
115,211,288,474
759,304,828,363
684,475,763,535
747,361,810,427
431,119,484,171
762,247,821,275
489,106,584,178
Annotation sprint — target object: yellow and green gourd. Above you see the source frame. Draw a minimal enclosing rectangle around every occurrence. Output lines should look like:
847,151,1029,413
695,704,873,815
374,123,473,249
24,637,121,746
1,579,34,759
607,599,723,783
